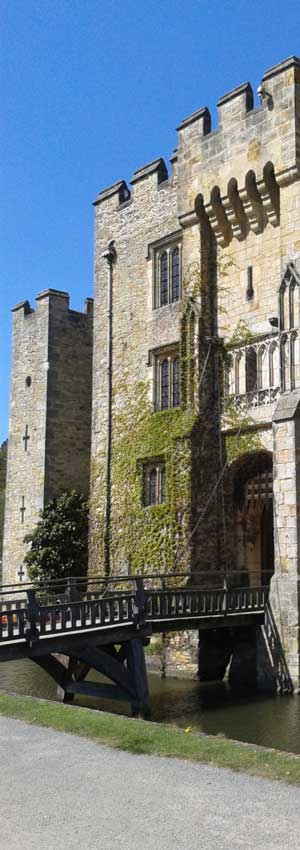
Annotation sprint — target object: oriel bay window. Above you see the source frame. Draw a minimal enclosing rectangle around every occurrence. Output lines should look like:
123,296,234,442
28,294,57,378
153,348,180,410
143,462,166,506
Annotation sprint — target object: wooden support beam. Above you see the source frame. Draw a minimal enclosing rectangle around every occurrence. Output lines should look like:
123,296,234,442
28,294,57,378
33,654,69,690
65,681,130,702
125,639,151,718
70,645,136,699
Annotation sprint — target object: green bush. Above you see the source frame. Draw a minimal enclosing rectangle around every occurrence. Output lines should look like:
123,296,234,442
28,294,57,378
24,490,89,586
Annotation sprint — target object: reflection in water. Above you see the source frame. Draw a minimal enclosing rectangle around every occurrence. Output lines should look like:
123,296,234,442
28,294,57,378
1,658,300,754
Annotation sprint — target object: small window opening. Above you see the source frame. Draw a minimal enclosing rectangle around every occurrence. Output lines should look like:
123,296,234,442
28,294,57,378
246,266,254,301
144,462,166,506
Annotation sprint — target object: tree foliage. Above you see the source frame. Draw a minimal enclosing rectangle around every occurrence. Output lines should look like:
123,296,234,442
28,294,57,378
24,491,89,584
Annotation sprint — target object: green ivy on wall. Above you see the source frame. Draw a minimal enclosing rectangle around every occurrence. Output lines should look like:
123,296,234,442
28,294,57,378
90,378,196,576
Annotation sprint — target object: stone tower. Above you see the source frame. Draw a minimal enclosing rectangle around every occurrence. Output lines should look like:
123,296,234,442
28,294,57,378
89,56,300,687
2,289,93,586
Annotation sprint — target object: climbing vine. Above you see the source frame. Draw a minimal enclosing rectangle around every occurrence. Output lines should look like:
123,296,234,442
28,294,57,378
89,377,197,576
89,257,266,578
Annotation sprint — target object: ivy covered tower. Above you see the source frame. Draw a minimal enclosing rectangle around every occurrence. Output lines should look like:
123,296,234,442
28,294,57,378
89,158,223,579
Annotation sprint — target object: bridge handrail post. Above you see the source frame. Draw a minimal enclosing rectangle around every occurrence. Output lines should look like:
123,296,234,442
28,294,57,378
133,578,145,629
66,576,79,602
24,589,40,646
222,576,228,614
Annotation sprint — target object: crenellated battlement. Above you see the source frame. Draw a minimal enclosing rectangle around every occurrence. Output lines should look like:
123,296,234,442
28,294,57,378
94,55,300,240
11,289,93,322
93,157,172,217
177,55,300,233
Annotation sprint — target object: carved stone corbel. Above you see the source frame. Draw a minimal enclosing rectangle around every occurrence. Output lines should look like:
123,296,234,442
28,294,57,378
240,171,264,234
257,165,280,227
223,180,247,241
205,187,231,246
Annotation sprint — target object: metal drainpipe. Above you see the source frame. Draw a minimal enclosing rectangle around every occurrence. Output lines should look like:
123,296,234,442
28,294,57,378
101,240,116,576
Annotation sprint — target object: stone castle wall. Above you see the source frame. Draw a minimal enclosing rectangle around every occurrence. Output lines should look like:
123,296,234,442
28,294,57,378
45,292,93,500
2,290,93,585
3,296,50,584
89,56,300,584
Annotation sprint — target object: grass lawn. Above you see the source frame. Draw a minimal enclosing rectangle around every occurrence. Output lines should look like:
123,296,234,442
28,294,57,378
0,691,299,786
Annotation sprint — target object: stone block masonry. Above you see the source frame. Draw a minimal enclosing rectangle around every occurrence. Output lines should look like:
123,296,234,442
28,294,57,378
2,290,93,586
270,391,300,686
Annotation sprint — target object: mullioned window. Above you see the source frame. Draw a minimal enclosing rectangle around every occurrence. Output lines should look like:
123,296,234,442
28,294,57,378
153,244,182,308
152,347,180,411
143,462,166,506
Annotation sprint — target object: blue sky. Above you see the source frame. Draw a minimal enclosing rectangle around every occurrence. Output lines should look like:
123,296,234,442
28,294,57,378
1,0,300,443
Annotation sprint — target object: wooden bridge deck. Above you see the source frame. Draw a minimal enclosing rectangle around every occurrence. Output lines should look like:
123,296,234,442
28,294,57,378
0,575,268,659
0,574,277,714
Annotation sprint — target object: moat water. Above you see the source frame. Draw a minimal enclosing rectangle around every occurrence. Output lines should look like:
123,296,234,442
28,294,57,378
1,658,300,754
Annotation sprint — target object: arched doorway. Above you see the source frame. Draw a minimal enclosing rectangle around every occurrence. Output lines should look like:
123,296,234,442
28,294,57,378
230,450,274,587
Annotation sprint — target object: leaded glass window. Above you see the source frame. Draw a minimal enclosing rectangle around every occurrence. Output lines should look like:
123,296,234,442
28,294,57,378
160,252,168,306
153,348,180,410
154,242,181,308
171,247,180,302
172,356,180,407
160,359,169,409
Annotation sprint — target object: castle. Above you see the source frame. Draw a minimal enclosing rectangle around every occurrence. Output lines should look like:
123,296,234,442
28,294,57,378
3,55,300,687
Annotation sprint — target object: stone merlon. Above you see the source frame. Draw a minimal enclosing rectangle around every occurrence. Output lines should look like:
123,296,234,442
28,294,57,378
176,106,211,134
11,289,93,320
262,54,300,81
93,179,130,206
130,157,168,186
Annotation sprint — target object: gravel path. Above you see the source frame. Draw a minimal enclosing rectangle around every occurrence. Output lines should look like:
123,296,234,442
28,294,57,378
0,716,299,849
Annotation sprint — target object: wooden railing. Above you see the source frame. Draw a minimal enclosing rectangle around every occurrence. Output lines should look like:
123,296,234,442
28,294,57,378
145,585,269,620
0,574,269,647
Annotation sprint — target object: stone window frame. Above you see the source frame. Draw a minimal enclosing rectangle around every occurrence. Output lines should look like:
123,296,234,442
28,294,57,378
143,460,166,507
280,331,298,392
278,265,300,393
269,341,278,388
279,263,300,332
225,334,280,405
257,344,266,391
150,343,180,411
149,232,182,310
